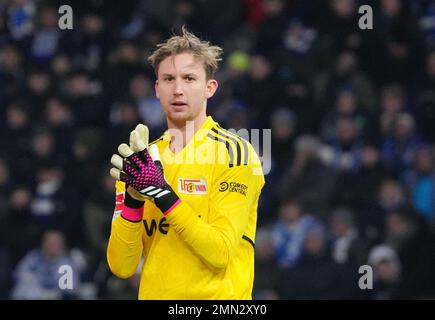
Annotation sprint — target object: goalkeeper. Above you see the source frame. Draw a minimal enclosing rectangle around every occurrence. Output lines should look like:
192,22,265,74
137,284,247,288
106,27,265,299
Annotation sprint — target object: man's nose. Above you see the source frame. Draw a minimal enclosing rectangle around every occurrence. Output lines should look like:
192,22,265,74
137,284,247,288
173,79,184,95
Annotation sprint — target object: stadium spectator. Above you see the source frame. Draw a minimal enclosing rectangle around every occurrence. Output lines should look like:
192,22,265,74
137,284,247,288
277,223,354,299
401,147,435,224
381,113,426,176
270,197,322,268
280,135,337,218
329,207,368,270
359,179,408,244
366,244,402,300
385,206,435,298
10,230,82,299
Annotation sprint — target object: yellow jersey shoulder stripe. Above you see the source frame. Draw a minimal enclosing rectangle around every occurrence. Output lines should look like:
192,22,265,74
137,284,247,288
214,125,249,166
211,127,241,166
206,131,236,167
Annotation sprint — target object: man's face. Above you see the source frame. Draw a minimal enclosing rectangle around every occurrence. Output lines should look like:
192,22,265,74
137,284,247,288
155,52,217,127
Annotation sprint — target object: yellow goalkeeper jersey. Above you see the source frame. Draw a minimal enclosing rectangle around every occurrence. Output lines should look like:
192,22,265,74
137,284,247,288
107,116,265,299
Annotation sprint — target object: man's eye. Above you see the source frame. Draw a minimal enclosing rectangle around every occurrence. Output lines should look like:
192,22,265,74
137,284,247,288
186,76,195,81
164,77,174,82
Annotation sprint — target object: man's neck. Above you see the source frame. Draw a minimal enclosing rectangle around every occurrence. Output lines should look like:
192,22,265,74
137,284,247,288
167,114,207,153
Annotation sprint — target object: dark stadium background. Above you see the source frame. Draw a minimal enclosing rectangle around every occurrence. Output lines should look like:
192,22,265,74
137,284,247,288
1,0,435,300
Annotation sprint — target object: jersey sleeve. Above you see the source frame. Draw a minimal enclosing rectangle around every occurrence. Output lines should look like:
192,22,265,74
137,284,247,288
164,161,265,271
106,180,144,279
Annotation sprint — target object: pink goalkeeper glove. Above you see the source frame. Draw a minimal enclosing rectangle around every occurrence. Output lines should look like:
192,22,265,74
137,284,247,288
110,139,180,216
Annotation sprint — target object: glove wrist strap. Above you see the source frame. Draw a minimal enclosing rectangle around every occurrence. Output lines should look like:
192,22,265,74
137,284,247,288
124,191,144,208
121,192,144,222
155,189,180,215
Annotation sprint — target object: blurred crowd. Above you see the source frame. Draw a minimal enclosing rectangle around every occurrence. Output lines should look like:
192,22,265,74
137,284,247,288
1,0,435,299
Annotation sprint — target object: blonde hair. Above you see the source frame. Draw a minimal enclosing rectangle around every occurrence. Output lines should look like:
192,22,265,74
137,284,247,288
147,26,223,80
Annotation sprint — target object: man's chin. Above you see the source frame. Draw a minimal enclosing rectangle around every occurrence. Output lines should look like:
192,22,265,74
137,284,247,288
168,112,192,125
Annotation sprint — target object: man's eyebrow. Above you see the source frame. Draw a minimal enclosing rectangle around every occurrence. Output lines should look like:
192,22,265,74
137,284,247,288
160,72,198,77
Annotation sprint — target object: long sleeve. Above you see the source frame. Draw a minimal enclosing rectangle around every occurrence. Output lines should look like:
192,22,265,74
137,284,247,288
106,181,144,279
165,164,264,270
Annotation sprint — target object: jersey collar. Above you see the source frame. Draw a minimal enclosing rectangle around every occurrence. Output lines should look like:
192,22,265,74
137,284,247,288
161,116,217,143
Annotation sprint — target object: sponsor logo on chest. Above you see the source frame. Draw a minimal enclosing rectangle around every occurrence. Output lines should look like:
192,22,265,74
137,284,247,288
178,178,207,194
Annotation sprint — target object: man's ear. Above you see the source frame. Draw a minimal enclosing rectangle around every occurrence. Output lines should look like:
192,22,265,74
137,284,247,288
155,80,160,99
205,79,218,99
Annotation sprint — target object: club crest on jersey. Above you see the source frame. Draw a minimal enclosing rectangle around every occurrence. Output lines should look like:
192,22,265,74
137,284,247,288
178,178,207,194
